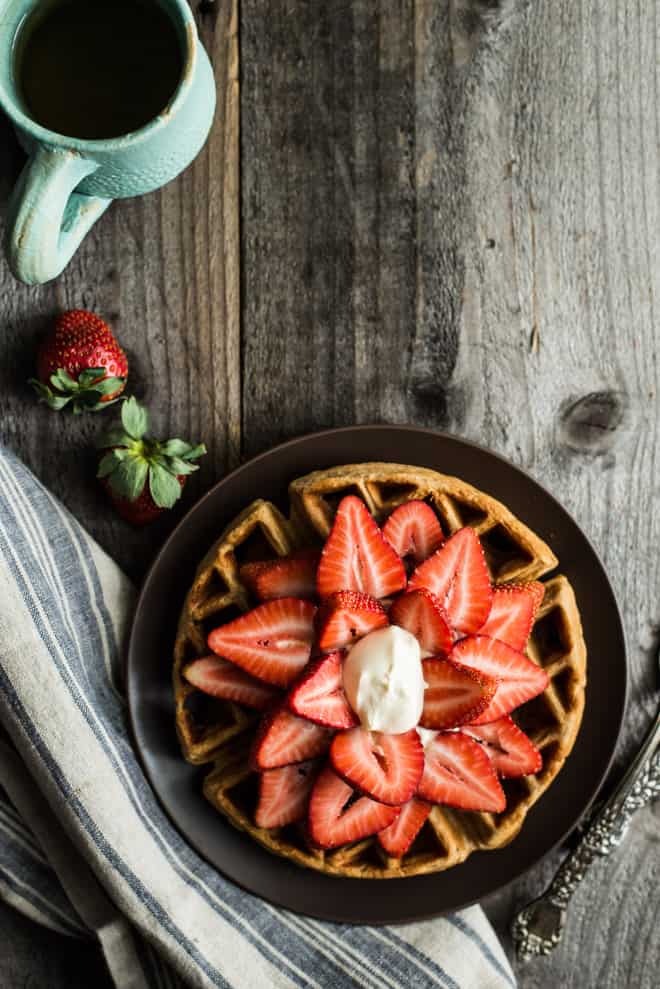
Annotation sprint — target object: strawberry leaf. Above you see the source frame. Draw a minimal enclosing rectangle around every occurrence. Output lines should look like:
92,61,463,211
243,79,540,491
47,394,72,410
121,397,148,440
111,456,148,501
78,368,106,388
82,397,125,413
77,390,108,409
50,368,78,393
161,439,192,457
97,449,128,478
29,379,71,410
30,367,124,414
97,427,132,449
164,455,199,476
88,376,126,397
148,464,182,509
180,443,206,461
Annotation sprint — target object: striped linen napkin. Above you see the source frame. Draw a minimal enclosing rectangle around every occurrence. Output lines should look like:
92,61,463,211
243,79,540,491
0,446,516,989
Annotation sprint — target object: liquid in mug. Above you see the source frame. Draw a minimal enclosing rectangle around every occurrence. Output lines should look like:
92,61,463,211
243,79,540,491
14,0,183,140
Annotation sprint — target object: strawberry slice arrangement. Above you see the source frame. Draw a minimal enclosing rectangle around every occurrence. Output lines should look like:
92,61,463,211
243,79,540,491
184,495,550,856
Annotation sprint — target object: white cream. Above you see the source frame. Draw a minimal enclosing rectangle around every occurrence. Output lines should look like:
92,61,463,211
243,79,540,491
416,726,438,750
342,625,425,734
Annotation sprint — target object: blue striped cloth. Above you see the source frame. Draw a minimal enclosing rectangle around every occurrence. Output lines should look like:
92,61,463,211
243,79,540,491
0,447,516,989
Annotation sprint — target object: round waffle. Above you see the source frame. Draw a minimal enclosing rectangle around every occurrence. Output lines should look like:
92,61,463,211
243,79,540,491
173,463,587,878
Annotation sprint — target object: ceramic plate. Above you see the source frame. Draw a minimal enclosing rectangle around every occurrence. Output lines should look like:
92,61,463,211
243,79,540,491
127,427,627,924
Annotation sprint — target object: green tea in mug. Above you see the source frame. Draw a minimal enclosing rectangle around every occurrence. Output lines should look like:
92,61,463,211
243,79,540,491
14,0,183,140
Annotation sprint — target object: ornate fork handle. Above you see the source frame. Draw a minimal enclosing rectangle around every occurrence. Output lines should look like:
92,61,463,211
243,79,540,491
512,717,660,961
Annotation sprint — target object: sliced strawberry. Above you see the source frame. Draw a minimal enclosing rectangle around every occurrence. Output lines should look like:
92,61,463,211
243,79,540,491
207,598,316,687
330,727,423,805
183,656,281,710
240,549,320,602
377,797,432,857
316,495,406,600
477,582,545,651
408,527,493,634
389,589,452,656
316,590,388,652
420,658,497,730
288,651,357,728
417,731,505,811
308,766,400,849
450,636,549,724
250,704,333,770
382,501,444,565
464,717,542,778
255,760,320,828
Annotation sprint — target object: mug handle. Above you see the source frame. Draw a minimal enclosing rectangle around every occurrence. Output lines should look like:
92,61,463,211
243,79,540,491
4,146,112,285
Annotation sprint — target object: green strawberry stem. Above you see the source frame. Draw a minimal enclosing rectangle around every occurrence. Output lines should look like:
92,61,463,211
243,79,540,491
97,397,206,508
29,367,126,413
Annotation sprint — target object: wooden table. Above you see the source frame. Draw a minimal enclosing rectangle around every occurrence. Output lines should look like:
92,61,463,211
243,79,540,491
0,2,658,986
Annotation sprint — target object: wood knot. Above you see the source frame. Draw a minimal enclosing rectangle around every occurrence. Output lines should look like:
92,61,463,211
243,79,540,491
408,381,468,431
559,391,628,455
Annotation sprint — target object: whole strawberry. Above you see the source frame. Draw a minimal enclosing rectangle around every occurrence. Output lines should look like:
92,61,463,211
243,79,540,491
30,309,128,412
98,398,206,525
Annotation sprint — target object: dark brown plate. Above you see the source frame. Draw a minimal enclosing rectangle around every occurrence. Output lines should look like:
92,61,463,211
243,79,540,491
127,427,627,924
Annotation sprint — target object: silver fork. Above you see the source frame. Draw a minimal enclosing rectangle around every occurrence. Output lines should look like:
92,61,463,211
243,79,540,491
511,647,660,962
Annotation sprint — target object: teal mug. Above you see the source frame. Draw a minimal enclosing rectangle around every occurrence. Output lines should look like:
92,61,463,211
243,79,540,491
0,0,216,285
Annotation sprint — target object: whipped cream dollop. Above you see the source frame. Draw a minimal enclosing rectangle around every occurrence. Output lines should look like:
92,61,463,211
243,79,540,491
342,625,425,734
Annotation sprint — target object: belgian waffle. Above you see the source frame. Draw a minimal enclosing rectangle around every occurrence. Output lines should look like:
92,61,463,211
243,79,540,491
174,463,586,877
174,500,300,764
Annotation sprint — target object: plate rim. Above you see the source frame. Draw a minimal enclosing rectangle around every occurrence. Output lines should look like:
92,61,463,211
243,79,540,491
127,425,628,923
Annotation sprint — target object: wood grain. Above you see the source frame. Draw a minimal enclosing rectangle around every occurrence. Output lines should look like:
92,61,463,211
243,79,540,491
464,1,660,981
241,1,660,985
0,0,659,986
241,0,458,448
0,0,240,580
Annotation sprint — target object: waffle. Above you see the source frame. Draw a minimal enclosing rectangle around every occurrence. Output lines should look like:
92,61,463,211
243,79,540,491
175,463,587,877
174,500,300,764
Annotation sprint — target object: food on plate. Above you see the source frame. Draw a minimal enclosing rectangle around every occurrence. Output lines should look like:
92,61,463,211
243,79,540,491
174,463,586,877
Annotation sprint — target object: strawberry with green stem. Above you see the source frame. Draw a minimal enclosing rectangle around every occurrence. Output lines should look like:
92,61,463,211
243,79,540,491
30,310,128,412
98,397,206,525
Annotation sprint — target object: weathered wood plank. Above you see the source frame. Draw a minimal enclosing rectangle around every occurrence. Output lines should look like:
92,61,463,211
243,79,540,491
241,1,660,986
461,1,660,982
0,0,240,581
